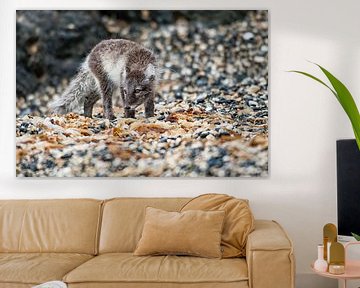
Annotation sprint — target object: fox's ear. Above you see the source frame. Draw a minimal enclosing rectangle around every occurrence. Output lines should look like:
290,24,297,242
145,64,156,81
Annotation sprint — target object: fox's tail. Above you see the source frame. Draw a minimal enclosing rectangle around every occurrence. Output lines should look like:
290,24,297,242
50,63,97,114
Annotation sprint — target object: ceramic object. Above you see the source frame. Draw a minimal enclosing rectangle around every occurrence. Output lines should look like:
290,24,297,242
329,264,345,275
327,241,331,263
323,223,337,261
329,242,345,267
314,244,328,272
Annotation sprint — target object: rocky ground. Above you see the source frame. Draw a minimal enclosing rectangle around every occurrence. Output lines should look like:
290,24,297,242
16,10,268,177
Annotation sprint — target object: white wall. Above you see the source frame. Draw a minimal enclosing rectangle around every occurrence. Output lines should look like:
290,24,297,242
1,0,360,287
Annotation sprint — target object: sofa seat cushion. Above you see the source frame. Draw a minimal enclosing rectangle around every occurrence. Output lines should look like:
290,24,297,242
64,253,248,285
0,253,93,285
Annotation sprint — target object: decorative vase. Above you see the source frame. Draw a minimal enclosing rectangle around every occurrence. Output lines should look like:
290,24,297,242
314,244,328,272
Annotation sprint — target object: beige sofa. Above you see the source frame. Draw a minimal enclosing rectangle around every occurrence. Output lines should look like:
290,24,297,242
0,198,295,288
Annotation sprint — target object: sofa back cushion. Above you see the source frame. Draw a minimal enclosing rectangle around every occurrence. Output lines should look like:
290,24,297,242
0,199,102,254
99,198,189,253
181,194,254,258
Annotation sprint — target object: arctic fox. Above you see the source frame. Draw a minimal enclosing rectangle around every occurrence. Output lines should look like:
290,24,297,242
50,39,158,119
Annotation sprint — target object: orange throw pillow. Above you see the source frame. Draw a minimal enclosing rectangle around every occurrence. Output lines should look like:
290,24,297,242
181,194,254,258
134,207,225,258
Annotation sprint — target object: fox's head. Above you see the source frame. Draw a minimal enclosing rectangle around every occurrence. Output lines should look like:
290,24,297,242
121,63,156,108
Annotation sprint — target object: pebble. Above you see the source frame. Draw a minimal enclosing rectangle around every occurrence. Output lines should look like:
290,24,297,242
208,157,224,168
248,100,259,107
175,91,183,100
254,56,265,63
195,93,208,103
248,85,260,94
206,134,216,141
200,131,210,138
242,32,254,41
218,129,230,137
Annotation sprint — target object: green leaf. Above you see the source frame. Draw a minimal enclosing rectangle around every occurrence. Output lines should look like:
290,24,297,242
316,64,360,150
353,127,360,150
288,70,337,98
289,64,360,151
351,232,360,241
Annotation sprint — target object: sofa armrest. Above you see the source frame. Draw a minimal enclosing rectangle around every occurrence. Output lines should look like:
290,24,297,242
246,220,295,288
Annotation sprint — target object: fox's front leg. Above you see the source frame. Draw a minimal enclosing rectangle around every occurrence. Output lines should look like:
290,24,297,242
144,93,155,118
120,87,135,118
99,80,115,120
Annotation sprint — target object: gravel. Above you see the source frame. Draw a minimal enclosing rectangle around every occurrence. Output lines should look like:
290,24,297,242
16,10,268,177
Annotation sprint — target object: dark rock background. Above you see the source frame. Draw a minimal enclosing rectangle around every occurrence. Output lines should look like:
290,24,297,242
16,10,248,99
17,11,106,98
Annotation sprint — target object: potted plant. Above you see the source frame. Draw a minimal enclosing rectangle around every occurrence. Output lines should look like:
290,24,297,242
290,63,360,241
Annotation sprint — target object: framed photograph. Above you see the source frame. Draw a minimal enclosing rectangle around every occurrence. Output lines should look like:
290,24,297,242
16,10,269,177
